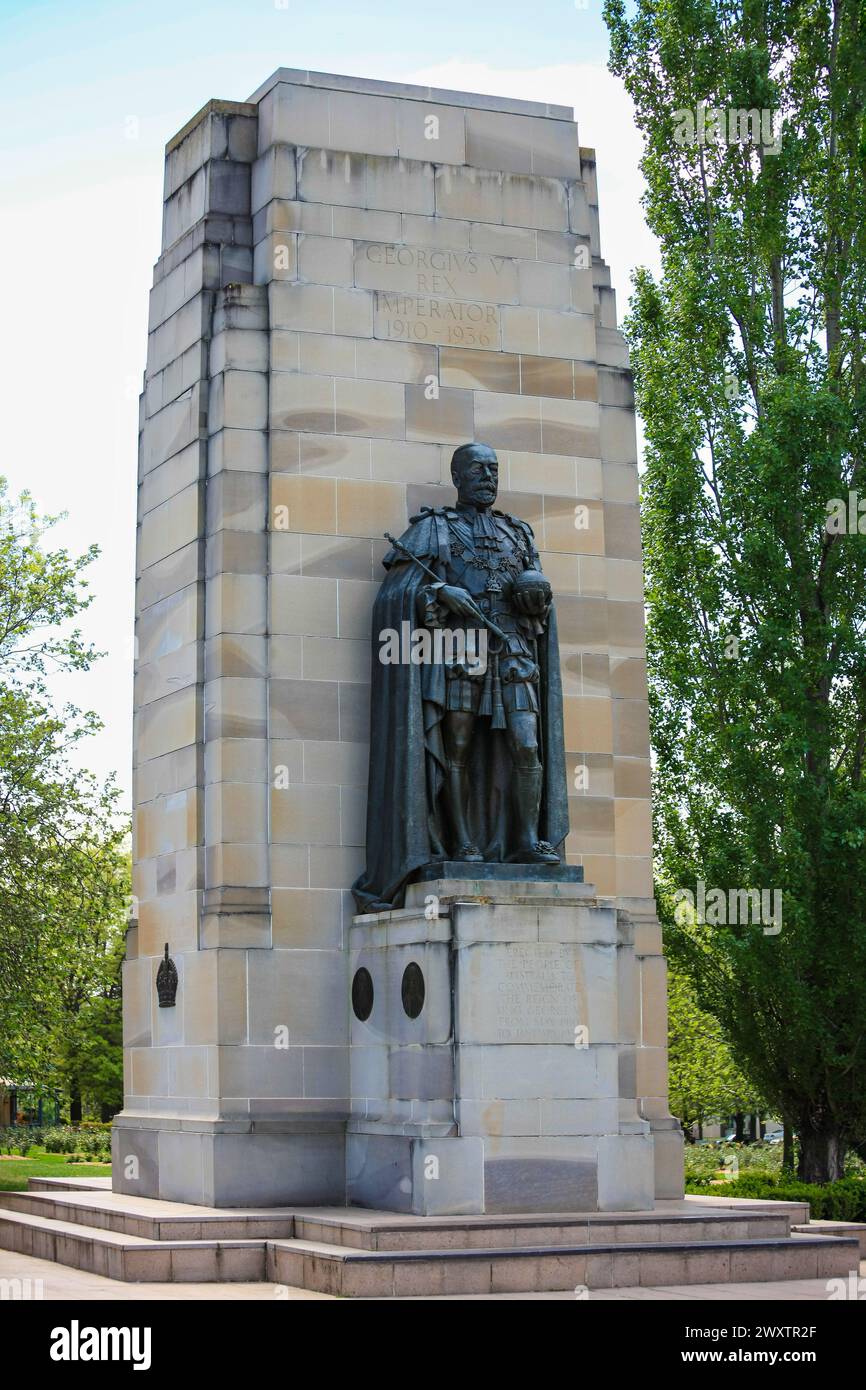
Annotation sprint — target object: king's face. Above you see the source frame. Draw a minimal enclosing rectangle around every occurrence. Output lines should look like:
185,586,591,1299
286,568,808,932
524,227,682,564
454,448,499,509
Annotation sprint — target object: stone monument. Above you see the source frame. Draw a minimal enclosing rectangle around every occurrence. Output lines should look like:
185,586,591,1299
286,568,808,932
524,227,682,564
117,67,684,1211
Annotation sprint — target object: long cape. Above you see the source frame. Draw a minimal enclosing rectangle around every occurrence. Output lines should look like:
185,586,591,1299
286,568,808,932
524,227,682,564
352,509,569,912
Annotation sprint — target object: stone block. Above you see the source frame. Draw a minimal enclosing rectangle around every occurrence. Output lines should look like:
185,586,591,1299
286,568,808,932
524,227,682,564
335,479,406,538
440,346,520,393
147,293,211,377
600,404,639,465
329,89,399,157
402,212,471,249
405,384,474,444
251,144,297,212
298,234,354,286
296,146,366,207
270,575,338,636
208,427,268,476
270,371,336,434
597,1134,655,1210
397,101,466,164
258,83,331,152
272,887,342,948
270,783,341,845
332,205,402,240
457,1042,615,1101
269,677,340,740
353,339,437,385
246,949,347,1046
366,155,435,215
471,221,536,258
253,231,297,284
465,110,580,178
502,174,569,231
205,573,267,637
136,687,198,762
206,471,267,533
270,473,336,534
482,1136,598,1213
335,377,405,439
141,387,206,477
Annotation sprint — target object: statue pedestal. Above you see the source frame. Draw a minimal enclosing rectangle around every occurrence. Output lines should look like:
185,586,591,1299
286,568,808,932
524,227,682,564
347,874,661,1215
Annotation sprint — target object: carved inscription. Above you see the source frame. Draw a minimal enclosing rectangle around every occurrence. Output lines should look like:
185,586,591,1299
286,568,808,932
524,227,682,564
374,291,501,348
494,944,577,1042
358,242,512,350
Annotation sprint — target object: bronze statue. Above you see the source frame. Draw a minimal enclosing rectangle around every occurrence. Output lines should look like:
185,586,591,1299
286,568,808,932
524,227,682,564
353,442,569,911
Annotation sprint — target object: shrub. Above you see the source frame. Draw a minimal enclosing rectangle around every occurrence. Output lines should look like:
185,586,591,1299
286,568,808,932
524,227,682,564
686,1172,866,1222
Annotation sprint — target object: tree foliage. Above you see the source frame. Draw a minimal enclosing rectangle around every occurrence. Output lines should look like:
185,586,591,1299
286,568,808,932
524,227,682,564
668,955,765,1132
604,0,866,1178
0,480,129,1095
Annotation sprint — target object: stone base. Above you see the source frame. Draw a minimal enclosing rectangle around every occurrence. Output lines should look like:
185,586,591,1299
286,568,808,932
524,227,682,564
1,1182,857,1294
111,1116,345,1207
346,1132,485,1215
346,1129,655,1215
348,876,667,1215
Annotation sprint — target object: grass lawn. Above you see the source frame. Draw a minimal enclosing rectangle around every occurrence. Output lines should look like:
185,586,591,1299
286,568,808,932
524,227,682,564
0,1150,111,1192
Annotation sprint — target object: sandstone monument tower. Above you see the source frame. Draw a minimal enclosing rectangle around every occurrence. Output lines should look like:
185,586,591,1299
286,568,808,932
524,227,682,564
118,68,684,1211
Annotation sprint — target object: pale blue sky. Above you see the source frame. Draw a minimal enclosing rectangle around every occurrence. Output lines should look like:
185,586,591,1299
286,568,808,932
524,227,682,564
0,0,654,805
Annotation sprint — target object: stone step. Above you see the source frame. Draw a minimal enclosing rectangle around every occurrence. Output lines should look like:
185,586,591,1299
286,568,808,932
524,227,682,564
0,1199,856,1292
268,1232,860,1298
28,1176,112,1194
792,1220,866,1256
5,1187,794,1249
683,1193,812,1223
292,1207,794,1251
0,1189,294,1241
0,1207,267,1283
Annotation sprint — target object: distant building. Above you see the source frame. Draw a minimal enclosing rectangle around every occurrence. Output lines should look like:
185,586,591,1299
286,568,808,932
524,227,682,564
0,1081,61,1127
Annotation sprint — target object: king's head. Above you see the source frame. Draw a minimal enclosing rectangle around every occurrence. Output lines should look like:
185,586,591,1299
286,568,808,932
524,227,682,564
451,442,499,511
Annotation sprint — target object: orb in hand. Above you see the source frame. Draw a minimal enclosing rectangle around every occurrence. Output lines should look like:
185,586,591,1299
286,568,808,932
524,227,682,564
509,568,552,615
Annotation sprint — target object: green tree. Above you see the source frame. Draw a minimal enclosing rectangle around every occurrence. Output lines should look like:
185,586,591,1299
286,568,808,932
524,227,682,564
0,480,128,1085
668,956,765,1136
604,0,866,1180
56,925,126,1121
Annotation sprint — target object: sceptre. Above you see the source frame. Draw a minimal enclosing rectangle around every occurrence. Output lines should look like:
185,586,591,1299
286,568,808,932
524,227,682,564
383,532,509,643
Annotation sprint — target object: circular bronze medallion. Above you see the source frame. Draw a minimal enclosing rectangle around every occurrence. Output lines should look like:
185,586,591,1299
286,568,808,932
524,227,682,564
351,966,374,1022
401,961,425,1019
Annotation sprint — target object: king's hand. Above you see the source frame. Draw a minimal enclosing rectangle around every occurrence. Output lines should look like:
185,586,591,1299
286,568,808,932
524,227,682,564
512,587,550,618
437,584,485,621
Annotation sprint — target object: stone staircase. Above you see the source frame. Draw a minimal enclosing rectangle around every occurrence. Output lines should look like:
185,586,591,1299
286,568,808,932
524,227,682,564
0,1179,859,1297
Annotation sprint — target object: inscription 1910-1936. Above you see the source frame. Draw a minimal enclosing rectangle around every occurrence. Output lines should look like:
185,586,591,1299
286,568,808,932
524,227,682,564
375,292,500,348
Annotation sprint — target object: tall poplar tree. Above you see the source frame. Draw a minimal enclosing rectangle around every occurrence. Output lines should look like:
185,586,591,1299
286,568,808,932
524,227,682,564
604,0,866,1179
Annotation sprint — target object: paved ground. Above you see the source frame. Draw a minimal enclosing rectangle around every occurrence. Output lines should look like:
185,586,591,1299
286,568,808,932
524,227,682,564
3,1248,862,1300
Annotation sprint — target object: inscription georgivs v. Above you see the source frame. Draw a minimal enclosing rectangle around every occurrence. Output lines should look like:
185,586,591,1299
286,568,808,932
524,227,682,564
357,242,511,349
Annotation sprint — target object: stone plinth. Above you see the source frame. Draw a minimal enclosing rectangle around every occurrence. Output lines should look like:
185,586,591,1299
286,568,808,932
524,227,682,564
347,876,656,1214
